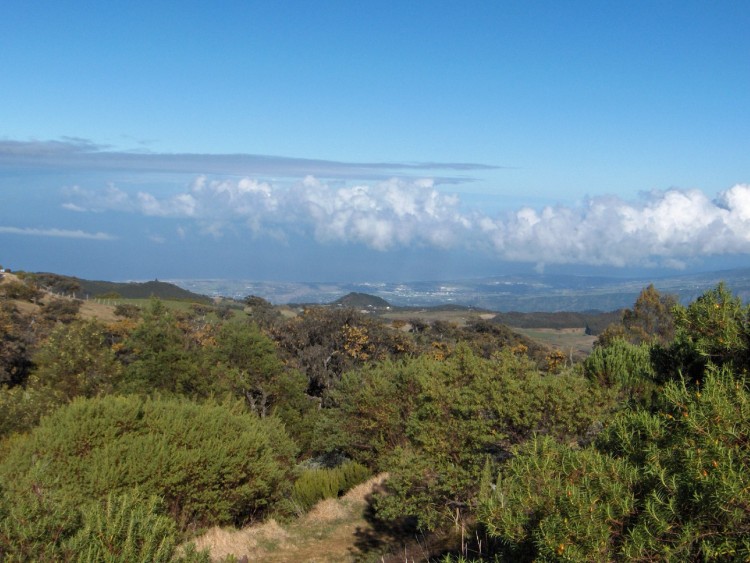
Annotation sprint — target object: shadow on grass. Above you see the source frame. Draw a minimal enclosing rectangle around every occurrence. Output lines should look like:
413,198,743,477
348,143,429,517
348,482,456,563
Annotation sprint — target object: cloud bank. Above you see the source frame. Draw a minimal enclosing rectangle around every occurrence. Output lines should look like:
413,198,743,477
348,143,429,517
63,176,750,269
0,226,116,240
0,138,497,183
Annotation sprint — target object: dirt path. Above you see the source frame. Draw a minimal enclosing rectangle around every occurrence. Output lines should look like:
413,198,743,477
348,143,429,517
189,475,409,562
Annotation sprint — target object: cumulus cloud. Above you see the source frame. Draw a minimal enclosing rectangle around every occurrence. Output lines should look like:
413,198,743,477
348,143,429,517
0,226,116,240
62,177,750,268
482,186,750,268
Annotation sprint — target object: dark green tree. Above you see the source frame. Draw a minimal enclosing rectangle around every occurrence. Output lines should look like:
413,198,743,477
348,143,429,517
30,319,121,399
653,282,750,385
598,284,677,347
119,299,201,396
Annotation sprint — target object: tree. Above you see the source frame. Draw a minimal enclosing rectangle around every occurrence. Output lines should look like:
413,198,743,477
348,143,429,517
598,284,677,347
212,320,292,415
30,319,121,399
243,295,280,328
273,307,413,396
653,282,750,385
119,299,200,396
319,346,616,531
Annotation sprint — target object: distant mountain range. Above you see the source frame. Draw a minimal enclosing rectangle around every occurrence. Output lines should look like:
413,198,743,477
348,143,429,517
168,267,750,312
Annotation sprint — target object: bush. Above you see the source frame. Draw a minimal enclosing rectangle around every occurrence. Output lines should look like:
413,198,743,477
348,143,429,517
653,283,750,385
0,395,298,530
41,298,82,324
30,320,121,399
0,384,64,439
0,467,82,561
584,338,658,406
114,303,141,319
478,368,750,561
0,280,42,302
321,346,617,531
65,492,186,562
291,460,371,512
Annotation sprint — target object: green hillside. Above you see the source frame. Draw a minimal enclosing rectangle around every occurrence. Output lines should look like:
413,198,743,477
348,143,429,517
23,272,212,303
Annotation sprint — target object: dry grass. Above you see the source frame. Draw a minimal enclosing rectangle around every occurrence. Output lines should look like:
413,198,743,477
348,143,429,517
191,519,291,561
78,300,119,322
187,474,393,563
2,272,119,323
511,326,597,355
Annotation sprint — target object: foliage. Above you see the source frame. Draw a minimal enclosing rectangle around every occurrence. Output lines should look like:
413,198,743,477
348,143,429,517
320,346,616,531
273,307,414,395
0,319,123,438
583,338,658,406
208,320,319,453
479,368,750,561
492,310,621,335
17,272,81,296
0,395,298,530
291,460,371,512
65,492,183,562
119,298,202,396
210,320,286,415
0,302,34,387
0,280,43,302
41,298,82,324
30,319,121,399
0,481,211,561
242,295,281,328
653,282,750,385
114,303,141,319
0,384,64,439
598,284,677,347
0,464,82,561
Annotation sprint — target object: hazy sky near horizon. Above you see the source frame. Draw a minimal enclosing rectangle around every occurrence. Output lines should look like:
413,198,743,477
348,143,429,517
1,1,749,281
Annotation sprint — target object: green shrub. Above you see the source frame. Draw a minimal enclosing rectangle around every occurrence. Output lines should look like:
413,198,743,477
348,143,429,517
65,492,184,562
30,319,122,399
0,465,82,562
322,346,617,531
584,338,658,406
0,395,297,530
291,460,371,512
653,282,750,385
478,368,750,561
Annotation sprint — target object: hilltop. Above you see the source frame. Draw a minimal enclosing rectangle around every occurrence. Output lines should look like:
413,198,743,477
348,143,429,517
331,291,391,309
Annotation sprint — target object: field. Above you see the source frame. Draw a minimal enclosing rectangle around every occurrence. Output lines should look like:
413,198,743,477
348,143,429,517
510,327,597,355
380,308,494,327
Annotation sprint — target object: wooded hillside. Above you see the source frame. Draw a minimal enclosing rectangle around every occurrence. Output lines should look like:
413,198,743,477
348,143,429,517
1,272,748,561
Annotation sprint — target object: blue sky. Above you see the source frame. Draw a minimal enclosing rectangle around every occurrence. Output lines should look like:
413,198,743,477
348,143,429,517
1,1,749,282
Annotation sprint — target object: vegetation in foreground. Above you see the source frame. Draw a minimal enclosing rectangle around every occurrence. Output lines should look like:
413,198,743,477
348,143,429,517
1,270,749,561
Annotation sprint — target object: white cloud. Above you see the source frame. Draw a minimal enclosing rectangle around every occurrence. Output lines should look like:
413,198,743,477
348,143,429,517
0,226,116,240
483,185,750,267
62,178,750,268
